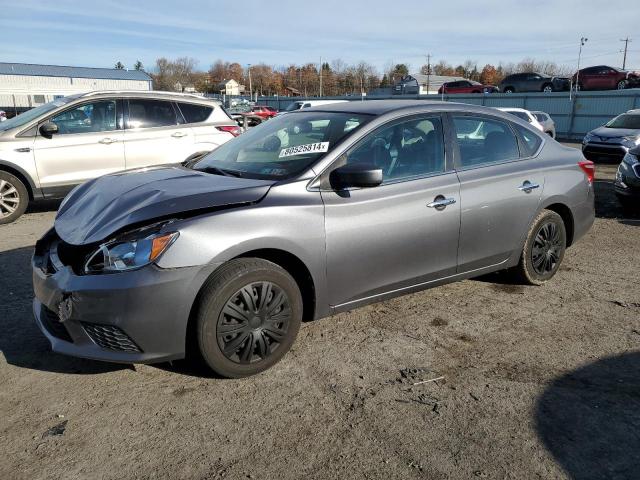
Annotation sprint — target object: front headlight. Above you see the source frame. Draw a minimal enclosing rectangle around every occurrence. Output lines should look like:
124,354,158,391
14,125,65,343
84,228,179,274
622,151,639,166
622,136,640,148
583,132,594,144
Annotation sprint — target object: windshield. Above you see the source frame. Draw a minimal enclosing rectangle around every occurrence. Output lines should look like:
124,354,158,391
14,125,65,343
0,95,79,132
284,102,304,112
606,114,640,129
194,111,372,180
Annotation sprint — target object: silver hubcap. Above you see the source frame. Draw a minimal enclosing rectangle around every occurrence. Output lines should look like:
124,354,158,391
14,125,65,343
0,179,20,218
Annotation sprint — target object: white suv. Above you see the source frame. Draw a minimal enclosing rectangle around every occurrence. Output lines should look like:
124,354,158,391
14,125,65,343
0,91,240,224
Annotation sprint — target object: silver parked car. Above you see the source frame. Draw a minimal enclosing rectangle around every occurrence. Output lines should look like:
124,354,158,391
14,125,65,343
0,91,240,224
531,111,556,138
32,100,595,378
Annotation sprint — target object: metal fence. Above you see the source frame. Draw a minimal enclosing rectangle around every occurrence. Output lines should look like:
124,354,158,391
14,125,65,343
210,89,640,141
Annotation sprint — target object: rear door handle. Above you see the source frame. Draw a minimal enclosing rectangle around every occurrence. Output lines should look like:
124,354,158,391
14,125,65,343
99,138,117,144
427,196,456,209
171,131,188,138
518,181,540,193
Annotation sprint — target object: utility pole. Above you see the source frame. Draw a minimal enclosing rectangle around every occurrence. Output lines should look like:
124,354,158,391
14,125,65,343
574,37,588,96
319,56,323,97
247,64,252,101
620,37,632,69
425,53,432,95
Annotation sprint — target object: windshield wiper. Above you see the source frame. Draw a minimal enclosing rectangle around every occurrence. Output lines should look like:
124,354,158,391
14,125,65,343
197,166,243,178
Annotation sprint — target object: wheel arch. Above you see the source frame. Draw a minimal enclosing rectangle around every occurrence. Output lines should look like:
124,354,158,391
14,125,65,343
542,202,575,247
0,160,37,200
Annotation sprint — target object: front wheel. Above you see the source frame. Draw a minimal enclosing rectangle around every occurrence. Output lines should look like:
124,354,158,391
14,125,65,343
0,171,29,225
504,87,515,94
617,80,628,90
196,258,303,378
512,210,566,285
542,84,554,93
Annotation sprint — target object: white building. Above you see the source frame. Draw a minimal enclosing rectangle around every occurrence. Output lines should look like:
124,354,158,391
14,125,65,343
0,62,153,112
216,79,245,96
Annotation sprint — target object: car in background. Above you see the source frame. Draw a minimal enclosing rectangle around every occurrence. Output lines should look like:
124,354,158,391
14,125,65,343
438,80,498,94
250,105,277,119
31,100,595,378
0,91,240,224
573,65,640,91
278,99,348,115
497,108,545,133
615,145,640,210
499,73,570,93
531,111,556,138
582,109,640,163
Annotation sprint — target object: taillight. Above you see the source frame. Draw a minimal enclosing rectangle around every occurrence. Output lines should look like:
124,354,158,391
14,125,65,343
216,125,242,137
578,160,595,184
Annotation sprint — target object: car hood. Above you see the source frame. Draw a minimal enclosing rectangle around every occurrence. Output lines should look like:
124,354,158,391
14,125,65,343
55,166,275,245
590,126,640,138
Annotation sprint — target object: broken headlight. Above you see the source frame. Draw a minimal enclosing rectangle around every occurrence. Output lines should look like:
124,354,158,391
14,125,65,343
84,227,178,274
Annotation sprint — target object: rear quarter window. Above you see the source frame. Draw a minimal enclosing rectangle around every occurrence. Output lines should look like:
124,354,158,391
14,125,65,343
514,124,543,157
178,103,214,123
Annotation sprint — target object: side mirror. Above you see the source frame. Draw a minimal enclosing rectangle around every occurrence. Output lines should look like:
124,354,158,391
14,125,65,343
330,163,383,189
39,121,58,138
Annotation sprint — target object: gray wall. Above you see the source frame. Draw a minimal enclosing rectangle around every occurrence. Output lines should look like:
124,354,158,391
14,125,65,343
210,90,640,140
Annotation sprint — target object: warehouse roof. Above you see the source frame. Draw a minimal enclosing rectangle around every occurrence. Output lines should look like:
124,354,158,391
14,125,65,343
0,62,152,81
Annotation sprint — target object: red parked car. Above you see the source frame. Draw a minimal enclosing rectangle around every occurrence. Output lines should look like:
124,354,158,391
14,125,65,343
573,65,640,91
250,105,278,119
438,80,498,94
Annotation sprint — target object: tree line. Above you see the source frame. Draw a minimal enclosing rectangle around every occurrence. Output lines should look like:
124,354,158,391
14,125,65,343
145,56,575,96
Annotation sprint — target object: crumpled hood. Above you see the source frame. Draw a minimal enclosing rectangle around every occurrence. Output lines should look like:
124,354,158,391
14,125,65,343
590,126,639,139
55,166,275,245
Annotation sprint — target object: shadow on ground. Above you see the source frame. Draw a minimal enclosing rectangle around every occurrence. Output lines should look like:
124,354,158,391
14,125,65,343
536,351,640,480
0,246,124,375
593,177,640,222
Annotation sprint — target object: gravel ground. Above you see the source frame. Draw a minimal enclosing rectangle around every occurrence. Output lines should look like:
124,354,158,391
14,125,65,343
1,153,639,480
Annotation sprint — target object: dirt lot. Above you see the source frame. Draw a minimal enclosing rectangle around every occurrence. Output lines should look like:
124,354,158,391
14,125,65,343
1,152,639,480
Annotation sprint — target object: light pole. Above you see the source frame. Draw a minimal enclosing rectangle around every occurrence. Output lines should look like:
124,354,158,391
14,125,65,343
247,64,253,102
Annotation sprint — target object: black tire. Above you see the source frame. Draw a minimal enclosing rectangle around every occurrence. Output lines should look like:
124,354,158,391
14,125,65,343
0,171,29,225
196,258,303,378
617,80,628,90
504,87,515,94
542,83,554,93
512,210,566,285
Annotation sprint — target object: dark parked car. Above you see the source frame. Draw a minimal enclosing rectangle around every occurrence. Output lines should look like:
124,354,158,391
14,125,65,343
582,109,640,162
32,100,595,378
499,73,570,93
438,80,497,94
573,65,640,91
615,145,640,209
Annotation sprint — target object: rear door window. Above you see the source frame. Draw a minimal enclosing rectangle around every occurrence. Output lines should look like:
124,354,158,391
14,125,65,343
127,99,178,129
452,116,519,168
177,103,214,123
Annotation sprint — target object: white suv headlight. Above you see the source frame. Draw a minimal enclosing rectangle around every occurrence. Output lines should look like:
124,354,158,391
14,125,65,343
84,228,178,274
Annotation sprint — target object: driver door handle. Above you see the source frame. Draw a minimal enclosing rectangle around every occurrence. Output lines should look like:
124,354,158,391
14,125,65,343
518,181,540,193
99,137,117,144
171,131,188,138
427,197,456,209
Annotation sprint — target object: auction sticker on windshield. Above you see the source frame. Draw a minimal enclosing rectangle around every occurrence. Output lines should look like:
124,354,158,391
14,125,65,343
279,142,329,158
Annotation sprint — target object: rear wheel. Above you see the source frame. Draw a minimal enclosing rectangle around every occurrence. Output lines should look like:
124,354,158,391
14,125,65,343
0,171,28,225
196,258,303,378
512,210,566,285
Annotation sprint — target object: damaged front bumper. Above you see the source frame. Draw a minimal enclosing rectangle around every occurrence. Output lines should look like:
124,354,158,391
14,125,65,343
32,229,212,364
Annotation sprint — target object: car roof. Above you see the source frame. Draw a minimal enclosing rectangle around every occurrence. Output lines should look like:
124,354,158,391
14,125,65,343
496,107,530,113
299,99,466,115
79,90,222,104
626,109,640,115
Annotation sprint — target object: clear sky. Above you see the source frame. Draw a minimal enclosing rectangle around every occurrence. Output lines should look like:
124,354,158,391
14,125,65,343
1,0,638,73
